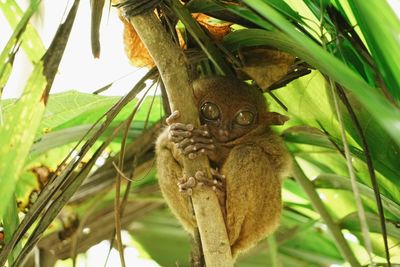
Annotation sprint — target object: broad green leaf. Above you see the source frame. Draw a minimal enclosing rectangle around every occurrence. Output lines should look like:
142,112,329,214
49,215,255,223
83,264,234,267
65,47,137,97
44,92,162,131
283,179,309,205
29,124,140,156
3,92,163,153
340,212,400,257
37,91,121,131
314,174,400,218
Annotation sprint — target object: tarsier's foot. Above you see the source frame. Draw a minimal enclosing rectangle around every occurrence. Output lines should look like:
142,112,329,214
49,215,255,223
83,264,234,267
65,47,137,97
209,168,227,217
178,171,225,196
167,110,215,159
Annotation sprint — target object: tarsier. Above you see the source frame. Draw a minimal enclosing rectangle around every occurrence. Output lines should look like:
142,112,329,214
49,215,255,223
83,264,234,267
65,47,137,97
156,76,291,257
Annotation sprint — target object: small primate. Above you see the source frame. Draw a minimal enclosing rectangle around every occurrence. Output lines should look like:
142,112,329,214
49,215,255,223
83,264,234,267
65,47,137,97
156,76,291,257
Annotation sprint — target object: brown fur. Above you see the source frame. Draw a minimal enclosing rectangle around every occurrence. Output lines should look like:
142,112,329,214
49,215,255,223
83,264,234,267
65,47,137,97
156,76,291,257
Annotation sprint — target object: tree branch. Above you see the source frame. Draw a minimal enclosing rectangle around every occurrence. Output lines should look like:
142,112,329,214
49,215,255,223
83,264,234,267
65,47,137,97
121,8,233,267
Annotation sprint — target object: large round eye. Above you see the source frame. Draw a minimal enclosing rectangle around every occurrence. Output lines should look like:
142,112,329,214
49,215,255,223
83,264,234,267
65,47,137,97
235,110,255,126
200,102,220,120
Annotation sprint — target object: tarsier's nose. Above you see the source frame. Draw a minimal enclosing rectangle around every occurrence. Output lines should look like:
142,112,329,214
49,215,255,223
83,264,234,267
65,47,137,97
218,129,229,137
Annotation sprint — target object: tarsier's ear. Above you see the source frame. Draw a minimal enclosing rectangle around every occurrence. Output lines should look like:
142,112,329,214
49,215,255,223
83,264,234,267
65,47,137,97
192,80,202,101
265,112,290,126
191,78,211,101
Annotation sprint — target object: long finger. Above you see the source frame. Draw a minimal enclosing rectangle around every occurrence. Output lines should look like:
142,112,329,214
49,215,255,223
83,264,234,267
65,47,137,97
177,136,213,149
166,110,180,125
169,129,192,139
170,123,194,131
191,128,210,137
183,143,215,155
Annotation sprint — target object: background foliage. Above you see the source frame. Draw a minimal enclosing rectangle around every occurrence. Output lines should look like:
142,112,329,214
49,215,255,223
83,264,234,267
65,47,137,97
0,0,399,266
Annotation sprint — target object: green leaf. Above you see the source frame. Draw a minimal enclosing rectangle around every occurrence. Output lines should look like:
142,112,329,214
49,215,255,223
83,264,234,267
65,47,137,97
313,174,400,218
2,196,20,265
340,212,400,254
260,0,304,23
347,0,400,102
0,64,47,220
38,91,121,131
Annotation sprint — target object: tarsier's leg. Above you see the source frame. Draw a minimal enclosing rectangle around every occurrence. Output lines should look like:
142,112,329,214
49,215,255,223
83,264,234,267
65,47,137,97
155,131,196,234
221,143,282,256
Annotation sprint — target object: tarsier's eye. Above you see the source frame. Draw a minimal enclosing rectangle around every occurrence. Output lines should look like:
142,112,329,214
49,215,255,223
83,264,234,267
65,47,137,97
235,110,255,126
200,102,220,120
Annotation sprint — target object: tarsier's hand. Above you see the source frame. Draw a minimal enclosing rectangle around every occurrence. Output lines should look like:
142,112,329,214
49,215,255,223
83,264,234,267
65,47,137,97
167,110,215,159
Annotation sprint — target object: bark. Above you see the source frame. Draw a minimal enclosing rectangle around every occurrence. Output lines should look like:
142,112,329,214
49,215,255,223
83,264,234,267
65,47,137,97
125,10,233,267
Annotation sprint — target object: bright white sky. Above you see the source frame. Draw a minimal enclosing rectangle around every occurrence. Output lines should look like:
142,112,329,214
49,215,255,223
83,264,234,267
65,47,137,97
0,0,148,99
